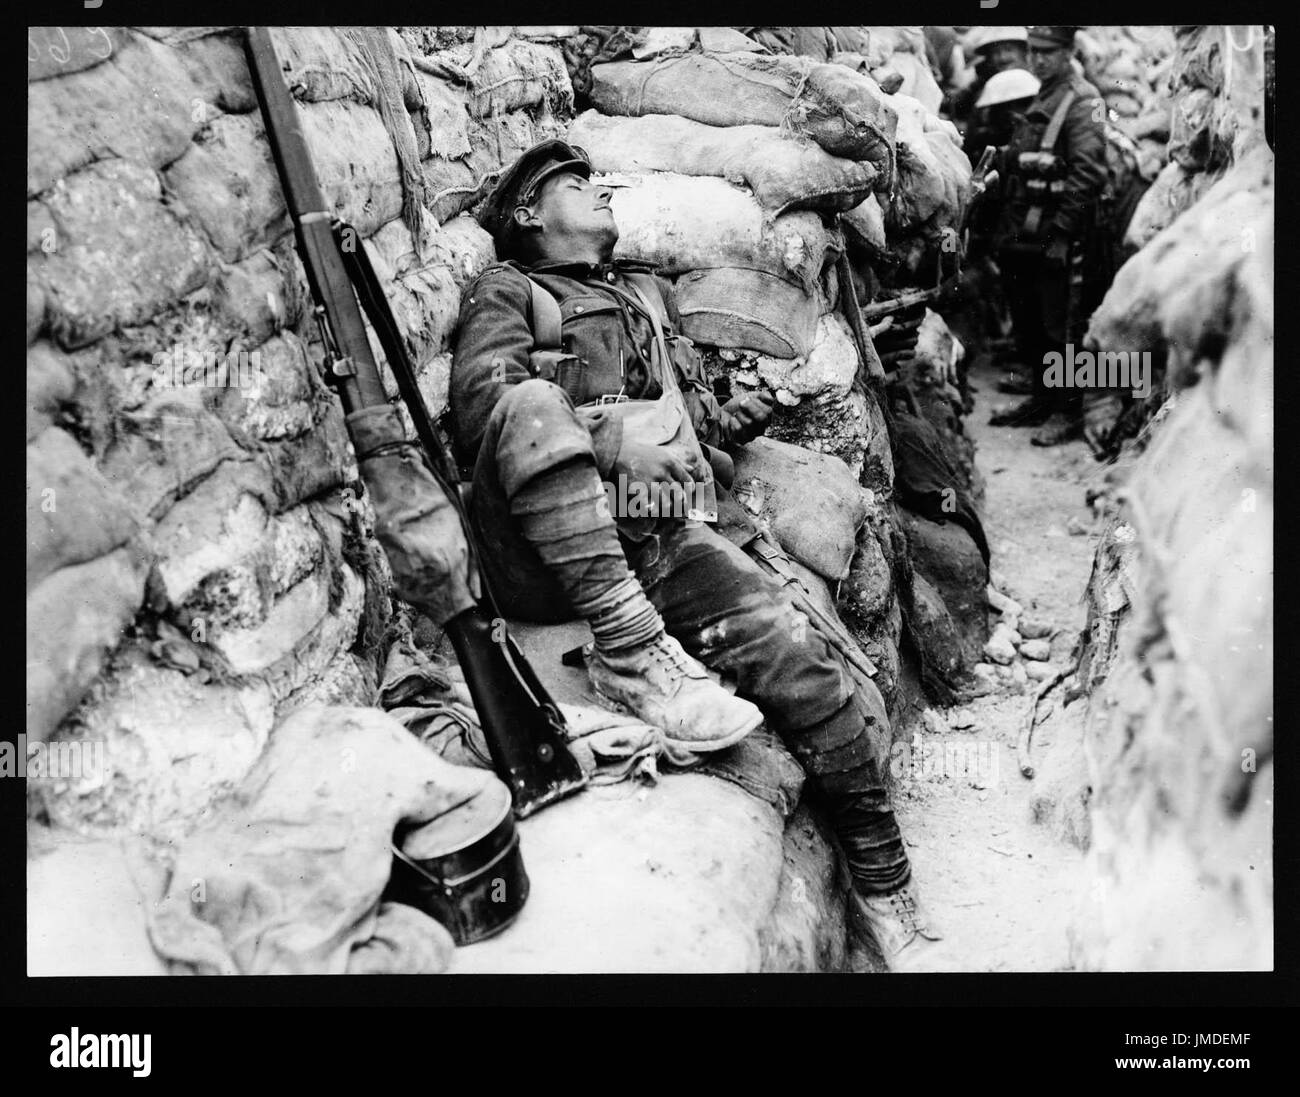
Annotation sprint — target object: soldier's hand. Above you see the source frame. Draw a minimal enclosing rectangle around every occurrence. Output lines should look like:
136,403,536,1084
613,439,696,489
721,390,775,445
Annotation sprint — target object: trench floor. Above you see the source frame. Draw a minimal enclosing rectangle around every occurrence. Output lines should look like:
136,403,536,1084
890,356,1110,972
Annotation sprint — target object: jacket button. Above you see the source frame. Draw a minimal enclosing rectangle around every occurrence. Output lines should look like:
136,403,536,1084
606,271,616,283
574,305,584,313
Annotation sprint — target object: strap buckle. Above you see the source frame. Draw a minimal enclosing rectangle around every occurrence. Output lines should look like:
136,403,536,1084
596,393,629,405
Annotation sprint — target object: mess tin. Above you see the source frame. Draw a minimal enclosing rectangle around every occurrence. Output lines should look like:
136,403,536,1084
387,778,529,946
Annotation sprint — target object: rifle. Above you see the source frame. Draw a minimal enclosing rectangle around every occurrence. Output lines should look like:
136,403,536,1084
243,26,586,819
861,279,958,324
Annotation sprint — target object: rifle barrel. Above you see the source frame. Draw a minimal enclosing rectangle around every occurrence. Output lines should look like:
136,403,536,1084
243,26,388,411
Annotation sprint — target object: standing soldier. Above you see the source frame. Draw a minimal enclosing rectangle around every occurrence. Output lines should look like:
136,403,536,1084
988,25,1109,445
947,26,1029,135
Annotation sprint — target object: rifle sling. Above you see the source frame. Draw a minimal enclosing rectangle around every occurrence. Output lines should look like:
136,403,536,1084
333,221,456,489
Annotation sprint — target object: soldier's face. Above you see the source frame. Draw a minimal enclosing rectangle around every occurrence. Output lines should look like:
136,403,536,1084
525,171,618,252
1028,45,1070,81
987,42,1027,72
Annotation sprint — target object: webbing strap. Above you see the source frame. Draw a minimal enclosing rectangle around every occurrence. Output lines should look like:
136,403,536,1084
1040,88,1077,152
526,277,563,351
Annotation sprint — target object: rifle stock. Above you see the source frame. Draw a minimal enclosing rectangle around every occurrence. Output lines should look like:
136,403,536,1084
244,26,586,817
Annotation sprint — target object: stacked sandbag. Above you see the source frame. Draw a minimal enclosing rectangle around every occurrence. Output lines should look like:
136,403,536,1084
26,25,547,842
568,100,874,471
1068,137,1272,970
1075,26,1176,182
569,110,878,216
1125,25,1268,250
565,34,982,717
409,30,575,223
857,26,943,115
730,437,905,710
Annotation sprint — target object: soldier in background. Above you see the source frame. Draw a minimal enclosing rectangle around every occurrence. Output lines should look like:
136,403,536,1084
988,26,1109,446
946,26,1029,132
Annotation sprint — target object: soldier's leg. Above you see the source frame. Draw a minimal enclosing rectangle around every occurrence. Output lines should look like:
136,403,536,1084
626,522,911,895
469,379,635,625
1038,261,1073,414
990,251,1056,425
471,380,762,749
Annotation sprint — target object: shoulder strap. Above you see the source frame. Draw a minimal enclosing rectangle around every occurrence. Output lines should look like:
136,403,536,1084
1040,88,1077,152
524,275,563,351
625,281,679,396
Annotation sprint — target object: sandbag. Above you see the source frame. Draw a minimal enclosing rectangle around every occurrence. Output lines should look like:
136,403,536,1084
569,109,877,215
26,548,146,745
731,436,868,582
414,71,472,159
841,194,887,254
27,426,139,593
698,27,764,54
424,104,567,223
27,27,127,83
363,217,463,368
601,171,842,294
674,267,822,360
27,30,205,196
1092,146,1273,391
860,26,928,69
883,93,970,232
1123,159,1216,251
26,341,75,442
589,53,896,181
443,37,573,119
889,50,943,115
753,312,859,403
273,25,375,104
163,112,288,262
32,159,211,350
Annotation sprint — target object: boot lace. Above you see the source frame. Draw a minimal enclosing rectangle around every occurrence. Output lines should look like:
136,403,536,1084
648,635,699,680
888,889,921,931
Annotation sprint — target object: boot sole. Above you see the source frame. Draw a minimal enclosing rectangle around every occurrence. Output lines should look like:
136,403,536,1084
589,686,764,754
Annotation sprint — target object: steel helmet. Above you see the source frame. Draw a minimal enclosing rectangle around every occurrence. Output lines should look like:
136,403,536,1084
967,26,1029,55
975,67,1041,109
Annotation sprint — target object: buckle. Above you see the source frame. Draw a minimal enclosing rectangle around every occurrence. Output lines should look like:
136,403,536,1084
596,393,629,405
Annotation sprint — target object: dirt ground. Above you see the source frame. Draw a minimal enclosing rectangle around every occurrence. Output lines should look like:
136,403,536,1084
891,355,1112,972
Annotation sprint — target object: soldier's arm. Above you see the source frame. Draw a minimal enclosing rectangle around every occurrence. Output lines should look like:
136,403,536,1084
449,266,624,476
1050,97,1110,241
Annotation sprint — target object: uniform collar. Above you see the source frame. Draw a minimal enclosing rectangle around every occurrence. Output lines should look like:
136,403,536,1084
524,256,660,283
1027,70,1074,116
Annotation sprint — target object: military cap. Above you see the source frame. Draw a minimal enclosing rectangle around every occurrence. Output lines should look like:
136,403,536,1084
477,139,592,253
1027,26,1079,50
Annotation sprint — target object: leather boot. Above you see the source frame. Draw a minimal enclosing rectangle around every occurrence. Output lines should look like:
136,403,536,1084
1030,412,1084,447
988,395,1054,427
996,373,1034,396
587,631,763,753
849,880,947,973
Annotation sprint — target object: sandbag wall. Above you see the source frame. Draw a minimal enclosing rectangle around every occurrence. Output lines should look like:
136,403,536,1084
1076,25,1176,181
1125,25,1269,250
563,30,979,711
26,25,570,843
1066,142,1273,970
